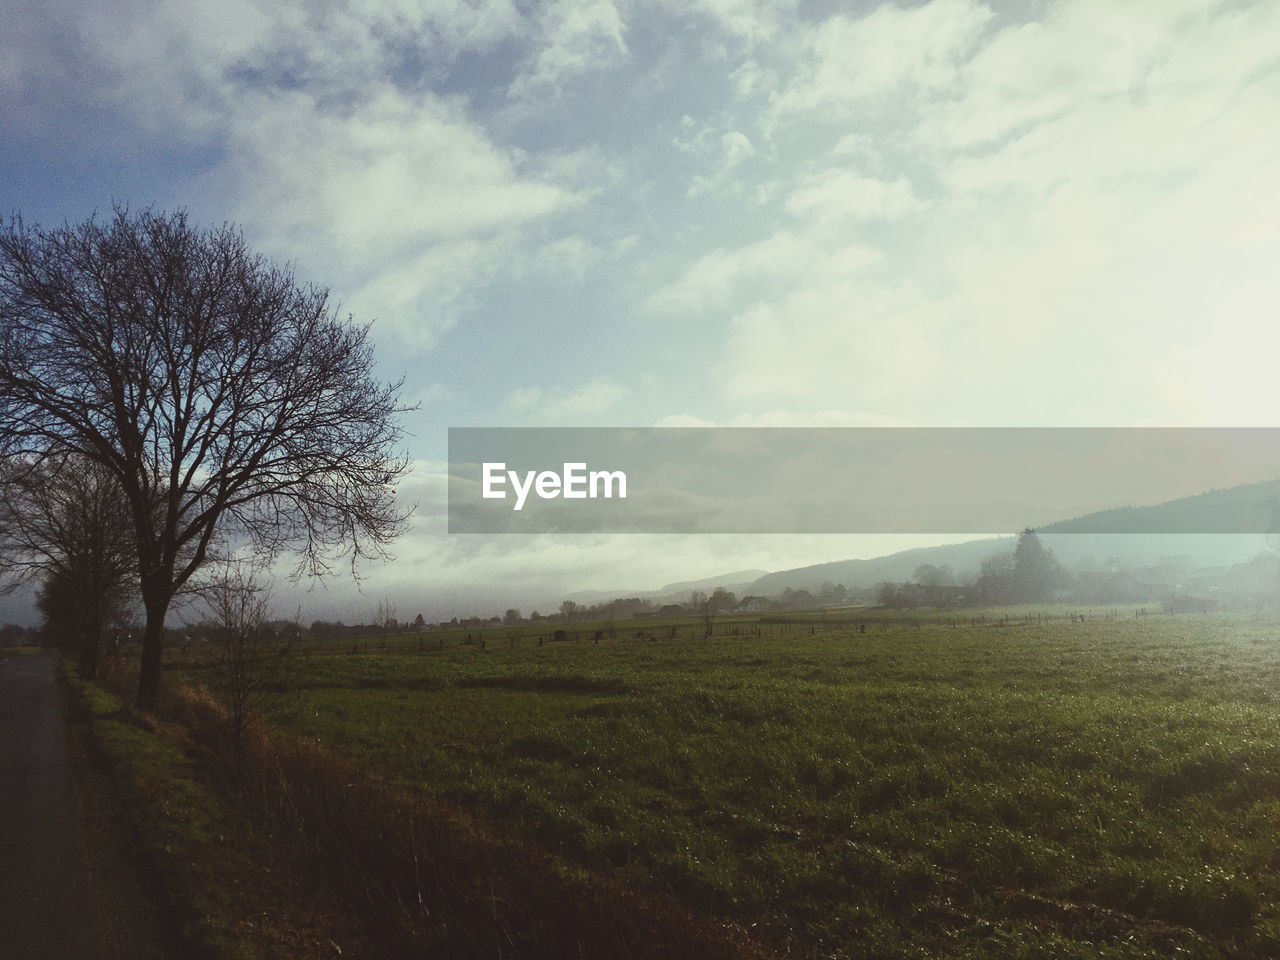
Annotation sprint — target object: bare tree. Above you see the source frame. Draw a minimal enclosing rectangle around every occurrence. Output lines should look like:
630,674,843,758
376,596,397,634
0,451,136,678
691,587,735,638
197,560,283,765
0,207,413,709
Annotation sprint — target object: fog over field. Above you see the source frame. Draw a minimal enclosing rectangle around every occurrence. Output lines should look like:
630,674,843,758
4,0,1280,621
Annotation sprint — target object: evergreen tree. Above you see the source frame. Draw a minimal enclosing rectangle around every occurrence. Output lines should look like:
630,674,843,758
1011,528,1061,602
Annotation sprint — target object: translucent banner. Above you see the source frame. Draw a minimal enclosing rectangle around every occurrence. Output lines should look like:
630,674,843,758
447,428,1280,534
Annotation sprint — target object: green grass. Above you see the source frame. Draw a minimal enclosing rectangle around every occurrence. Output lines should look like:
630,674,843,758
60,662,265,960
61,662,391,959
0,643,44,656
180,612,1280,958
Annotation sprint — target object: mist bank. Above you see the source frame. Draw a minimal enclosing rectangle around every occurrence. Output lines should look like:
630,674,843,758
5,482,1278,631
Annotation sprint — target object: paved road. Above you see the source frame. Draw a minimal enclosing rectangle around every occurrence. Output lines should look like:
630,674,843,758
0,653,178,960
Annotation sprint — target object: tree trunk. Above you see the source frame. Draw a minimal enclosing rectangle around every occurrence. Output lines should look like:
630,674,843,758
80,620,100,682
135,602,167,712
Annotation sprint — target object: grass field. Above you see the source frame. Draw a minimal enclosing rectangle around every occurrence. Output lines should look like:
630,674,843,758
180,611,1280,958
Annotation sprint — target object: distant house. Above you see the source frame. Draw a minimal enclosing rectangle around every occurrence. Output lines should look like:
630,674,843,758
738,597,764,612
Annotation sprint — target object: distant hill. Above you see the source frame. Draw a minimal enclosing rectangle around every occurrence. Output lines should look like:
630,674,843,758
1042,479,1280,534
743,481,1280,596
748,539,1013,595
656,570,769,596
510,482,1280,618
747,534,1272,597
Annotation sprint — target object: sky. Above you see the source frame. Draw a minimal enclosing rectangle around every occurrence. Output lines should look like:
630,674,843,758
3,0,1280,624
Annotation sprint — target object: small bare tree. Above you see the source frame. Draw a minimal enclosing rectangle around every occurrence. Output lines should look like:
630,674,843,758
198,560,286,765
376,596,397,634
691,587,735,638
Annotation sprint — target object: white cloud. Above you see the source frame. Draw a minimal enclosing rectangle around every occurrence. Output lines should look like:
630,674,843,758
785,169,925,223
1,0,267,146
675,121,766,197
656,410,920,427
658,0,1280,427
721,130,756,167
406,382,450,407
508,386,545,411
649,229,884,316
507,378,629,421
220,86,577,343
714,280,945,404
653,413,718,427
3,0,591,352
346,0,524,51
915,1,1210,152
229,89,569,248
11,0,1280,490
508,0,628,97
676,0,798,44
767,0,993,125
553,379,629,417
731,410,919,427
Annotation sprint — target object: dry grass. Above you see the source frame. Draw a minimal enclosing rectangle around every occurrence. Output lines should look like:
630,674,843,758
96,657,769,959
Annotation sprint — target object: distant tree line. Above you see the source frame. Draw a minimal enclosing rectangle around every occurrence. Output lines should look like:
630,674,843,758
878,530,1068,609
